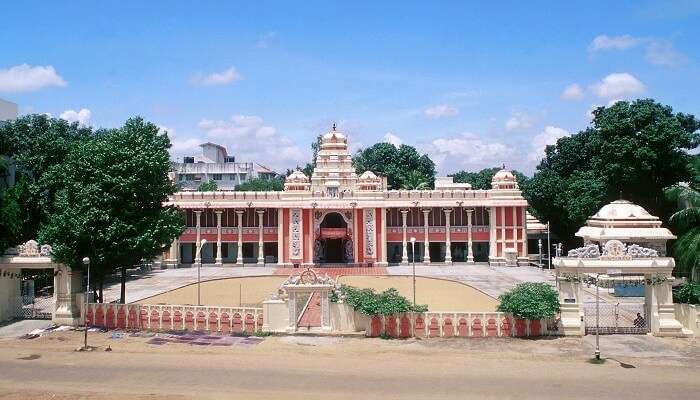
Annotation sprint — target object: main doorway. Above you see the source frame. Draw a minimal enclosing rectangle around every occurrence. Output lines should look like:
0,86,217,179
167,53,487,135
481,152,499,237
316,212,352,264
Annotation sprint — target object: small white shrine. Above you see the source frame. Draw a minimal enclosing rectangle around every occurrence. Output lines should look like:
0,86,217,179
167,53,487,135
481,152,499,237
554,200,689,337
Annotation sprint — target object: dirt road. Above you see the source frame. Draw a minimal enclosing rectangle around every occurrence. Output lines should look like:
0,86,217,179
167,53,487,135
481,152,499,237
0,331,697,399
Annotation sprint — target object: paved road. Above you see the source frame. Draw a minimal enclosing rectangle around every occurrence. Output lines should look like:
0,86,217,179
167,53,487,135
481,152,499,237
0,332,697,400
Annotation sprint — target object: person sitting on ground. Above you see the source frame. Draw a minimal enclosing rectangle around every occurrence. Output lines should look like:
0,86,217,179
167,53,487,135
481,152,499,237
633,312,646,328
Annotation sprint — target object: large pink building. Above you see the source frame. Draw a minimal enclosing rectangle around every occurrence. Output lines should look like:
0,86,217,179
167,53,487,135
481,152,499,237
164,127,530,267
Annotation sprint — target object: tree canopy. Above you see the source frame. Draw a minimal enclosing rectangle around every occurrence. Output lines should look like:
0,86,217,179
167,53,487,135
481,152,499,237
353,142,436,189
38,118,184,302
665,154,700,280
451,167,529,190
525,99,700,248
197,180,218,192
0,115,93,252
235,177,284,191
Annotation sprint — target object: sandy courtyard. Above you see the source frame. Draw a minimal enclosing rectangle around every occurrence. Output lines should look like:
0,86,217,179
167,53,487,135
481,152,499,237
138,274,497,311
337,275,497,311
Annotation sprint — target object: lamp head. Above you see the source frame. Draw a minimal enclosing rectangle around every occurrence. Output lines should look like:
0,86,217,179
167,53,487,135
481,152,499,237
410,237,416,244
82,257,90,265
200,239,208,247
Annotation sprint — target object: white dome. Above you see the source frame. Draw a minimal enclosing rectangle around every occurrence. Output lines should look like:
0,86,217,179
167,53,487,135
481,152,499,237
593,199,652,220
359,171,378,180
285,170,309,183
322,131,347,141
492,168,516,182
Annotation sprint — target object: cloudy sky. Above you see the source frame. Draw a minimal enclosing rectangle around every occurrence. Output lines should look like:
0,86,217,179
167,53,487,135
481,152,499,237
1,1,698,174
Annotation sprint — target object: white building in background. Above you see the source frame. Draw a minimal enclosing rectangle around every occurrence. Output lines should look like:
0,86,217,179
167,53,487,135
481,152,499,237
171,142,278,191
0,98,18,121
0,99,18,187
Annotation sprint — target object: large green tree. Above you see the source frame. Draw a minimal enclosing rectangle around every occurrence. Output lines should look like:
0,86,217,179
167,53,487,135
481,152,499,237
39,118,184,303
451,167,529,190
353,142,436,189
0,115,93,252
525,99,700,249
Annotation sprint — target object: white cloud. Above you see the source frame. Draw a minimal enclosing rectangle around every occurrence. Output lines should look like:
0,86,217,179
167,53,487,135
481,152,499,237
561,83,584,100
589,34,641,52
505,111,534,132
528,126,570,162
424,104,459,119
197,114,306,170
256,31,277,48
588,34,687,67
191,67,242,86
426,132,515,172
0,64,67,92
383,132,402,146
59,108,91,126
646,40,687,66
159,125,201,160
590,73,645,99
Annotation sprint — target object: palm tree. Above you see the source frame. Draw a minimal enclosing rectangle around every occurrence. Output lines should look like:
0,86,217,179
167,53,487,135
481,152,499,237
665,182,700,281
400,170,430,190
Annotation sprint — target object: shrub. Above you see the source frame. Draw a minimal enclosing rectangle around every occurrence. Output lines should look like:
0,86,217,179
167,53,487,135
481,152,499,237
334,285,428,315
497,282,560,320
673,282,700,305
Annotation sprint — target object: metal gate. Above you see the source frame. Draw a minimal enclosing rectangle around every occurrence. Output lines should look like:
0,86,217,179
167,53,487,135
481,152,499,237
16,295,54,319
583,302,648,334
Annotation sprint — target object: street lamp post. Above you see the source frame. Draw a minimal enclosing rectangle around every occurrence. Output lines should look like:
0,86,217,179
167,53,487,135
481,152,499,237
197,239,208,306
595,272,601,360
410,237,416,306
82,256,90,350
538,239,543,268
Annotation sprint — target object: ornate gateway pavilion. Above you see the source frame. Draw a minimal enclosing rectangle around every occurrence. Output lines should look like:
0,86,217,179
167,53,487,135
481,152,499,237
164,127,530,268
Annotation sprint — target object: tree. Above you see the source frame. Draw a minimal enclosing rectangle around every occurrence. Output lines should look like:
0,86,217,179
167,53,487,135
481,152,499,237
197,180,217,192
451,167,530,190
39,118,184,303
0,114,93,252
525,99,700,249
400,170,430,190
353,142,436,189
497,282,560,320
665,155,700,281
235,177,284,191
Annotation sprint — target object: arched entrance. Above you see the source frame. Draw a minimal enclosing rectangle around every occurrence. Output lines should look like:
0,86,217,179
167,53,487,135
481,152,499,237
315,212,352,264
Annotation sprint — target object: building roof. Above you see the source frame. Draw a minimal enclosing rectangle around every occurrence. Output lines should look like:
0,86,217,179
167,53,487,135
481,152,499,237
575,199,675,241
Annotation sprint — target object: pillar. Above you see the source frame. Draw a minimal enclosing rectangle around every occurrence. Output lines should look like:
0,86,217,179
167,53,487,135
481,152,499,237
422,208,431,264
488,207,496,265
380,208,387,266
401,209,409,265
443,208,452,265
215,210,223,266
257,209,265,265
236,210,244,265
277,209,284,265
194,210,202,265
645,276,686,337
466,209,474,264
167,237,179,268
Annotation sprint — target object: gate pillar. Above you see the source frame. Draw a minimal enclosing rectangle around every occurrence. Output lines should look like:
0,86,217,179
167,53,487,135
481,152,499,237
557,280,584,336
644,276,685,337
53,264,83,325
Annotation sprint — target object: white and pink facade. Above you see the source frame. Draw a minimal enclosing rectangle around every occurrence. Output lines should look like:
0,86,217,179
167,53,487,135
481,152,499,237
164,128,530,267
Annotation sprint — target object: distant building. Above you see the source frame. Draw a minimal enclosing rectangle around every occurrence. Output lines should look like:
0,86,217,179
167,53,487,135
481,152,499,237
0,99,18,187
0,99,18,121
171,142,277,191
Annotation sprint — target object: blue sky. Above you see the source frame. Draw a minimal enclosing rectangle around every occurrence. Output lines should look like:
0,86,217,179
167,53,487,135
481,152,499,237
1,1,698,174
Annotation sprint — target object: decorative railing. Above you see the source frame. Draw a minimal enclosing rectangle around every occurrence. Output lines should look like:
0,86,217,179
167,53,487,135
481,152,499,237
364,311,558,338
85,303,263,333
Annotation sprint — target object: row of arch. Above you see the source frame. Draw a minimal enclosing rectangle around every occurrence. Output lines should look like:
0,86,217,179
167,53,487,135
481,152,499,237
368,314,543,338
86,304,264,334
